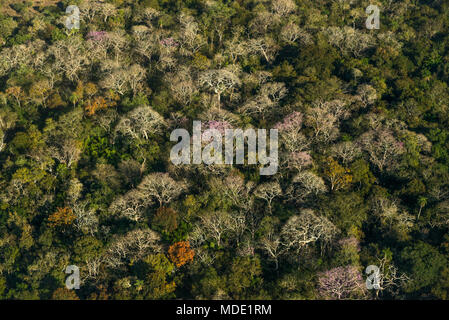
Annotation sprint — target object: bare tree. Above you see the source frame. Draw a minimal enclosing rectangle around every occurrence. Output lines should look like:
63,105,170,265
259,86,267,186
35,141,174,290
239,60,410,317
137,173,186,207
259,230,284,270
165,67,197,105
48,138,82,168
281,23,312,44
371,197,415,238
49,37,89,81
331,141,362,165
281,209,337,253
99,2,117,23
356,84,377,108
115,106,165,140
79,0,103,23
371,253,410,299
101,64,146,96
210,174,255,213
271,0,297,17
287,170,327,202
105,229,161,268
198,69,241,107
325,26,374,57
240,82,287,119
224,31,248,64
254,182,282,214
247,37,279,62
358,129,405,171
249,11,276,36
195,211,235,247
178,13,206,55
308,99,350,142
104,30,129,64
109,189,150,222
73,202,99,236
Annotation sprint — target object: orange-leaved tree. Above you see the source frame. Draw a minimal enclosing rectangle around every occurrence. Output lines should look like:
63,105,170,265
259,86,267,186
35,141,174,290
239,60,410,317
168,241,194,267
48,207,76,228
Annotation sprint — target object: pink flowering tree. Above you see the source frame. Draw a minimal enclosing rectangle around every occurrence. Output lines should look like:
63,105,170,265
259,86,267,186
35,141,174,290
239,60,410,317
274,111,303,131
318,266,366,300
285,151,313,172
87,31,108,42
275,112,312,172
160,37,179,48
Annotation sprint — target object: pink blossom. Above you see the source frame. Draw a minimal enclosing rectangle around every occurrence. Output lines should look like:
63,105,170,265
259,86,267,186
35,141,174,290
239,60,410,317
274,112,303,131
287,151,312,171
318,266,365,300
205,120,233,136
160,37,179,48
87,31,108,41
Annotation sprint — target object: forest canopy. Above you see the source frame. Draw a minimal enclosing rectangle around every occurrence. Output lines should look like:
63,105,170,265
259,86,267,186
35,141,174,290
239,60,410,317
1,0,449,300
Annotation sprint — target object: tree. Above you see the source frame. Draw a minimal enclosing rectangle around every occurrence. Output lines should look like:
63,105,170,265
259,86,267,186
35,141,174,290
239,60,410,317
247,37,279,63
304,100,349,143
115,106,166,140
283,151,313,173
168,241,195,267
101,64,146,96
165,67,197,105
274,112,309,153
325,26,374,57
272,0,296,16
153,207,178,233
358,129,405,171
51,288,79,300
138,173,186,207
104,30,129,64
48,207,76,229
259,218,284,270
85,96,109,116
48,138,82,168
240,83,287,120
72,202,99,236
105,229,161,268
401,242,447,294
281,209,337,253
109,189,149,222
287,170,327,202
178,13,206,54
323,157,353,191
281,23,312,45
141,253,176,299
371,197,415,241
331,141,362,165
198,69,241,107
356,84,377,108
193,211,236,247
0,107,17,152
49,37,89,82
254,182,282,214
213,173,255,213
370,251,410,299
318,266,366,300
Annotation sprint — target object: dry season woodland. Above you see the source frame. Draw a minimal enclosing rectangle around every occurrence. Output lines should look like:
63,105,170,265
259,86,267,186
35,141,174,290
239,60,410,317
1,0,449,300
